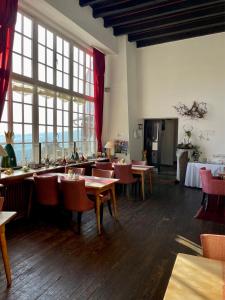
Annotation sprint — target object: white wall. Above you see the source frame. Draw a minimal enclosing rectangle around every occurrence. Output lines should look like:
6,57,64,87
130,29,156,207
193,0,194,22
137,33,225,159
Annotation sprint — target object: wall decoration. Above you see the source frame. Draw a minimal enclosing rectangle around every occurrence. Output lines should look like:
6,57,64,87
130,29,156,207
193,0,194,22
114,140,128,155
174,101,207,119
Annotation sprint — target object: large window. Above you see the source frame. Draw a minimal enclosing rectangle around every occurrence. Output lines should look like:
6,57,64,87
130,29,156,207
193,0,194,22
2,11,95,164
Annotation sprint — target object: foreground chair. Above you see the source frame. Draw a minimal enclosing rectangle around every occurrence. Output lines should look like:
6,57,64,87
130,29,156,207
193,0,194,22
61,179,95,233
34,175,59,206
114,163,137,196
65,166,85,175
96,162,113,170
92,168,114,222
199,168,225,209
201,234,225,261
131,160,147,166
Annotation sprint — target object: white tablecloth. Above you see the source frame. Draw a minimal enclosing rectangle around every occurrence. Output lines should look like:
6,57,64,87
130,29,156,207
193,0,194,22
185,162,225,188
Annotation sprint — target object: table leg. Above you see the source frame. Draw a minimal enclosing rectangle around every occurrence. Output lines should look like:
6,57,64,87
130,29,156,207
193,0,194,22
95,194,101,235
141,173,145,200
110,185,118,219
0,224,11,287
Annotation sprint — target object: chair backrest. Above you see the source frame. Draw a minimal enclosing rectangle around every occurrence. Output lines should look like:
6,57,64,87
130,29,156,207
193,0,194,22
34,175,59,206
95,162,113,170
114,163,134,184
92,168,114,178
61,179,94,212
131,160,147,166
199,168,225,195
201,234,225,261
65,166,85,175
0,197,4,211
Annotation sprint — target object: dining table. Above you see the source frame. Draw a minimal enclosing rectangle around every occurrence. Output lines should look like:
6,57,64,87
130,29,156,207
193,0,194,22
163,253,225,300
26,173,119,234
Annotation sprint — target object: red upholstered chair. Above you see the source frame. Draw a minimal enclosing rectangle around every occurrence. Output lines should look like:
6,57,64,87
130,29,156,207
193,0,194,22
201,234,225,261
65,166,85,175
92,168,114,222
131,160,147,166
61,179,95,233
199,168,225,208
114,163,137,196
96,162,113,170
34,175,59,206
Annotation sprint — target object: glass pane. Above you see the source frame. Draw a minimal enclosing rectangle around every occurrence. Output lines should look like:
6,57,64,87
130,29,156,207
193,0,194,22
64,101,69,111
64,111,69,126
1,102,8,122
24,105,32,123
90,84,94,97
13,144,23,164
38,25,45,45
12,53,22,74
79,65,83,79
47,97,54,108
57,110,62,125
86,68,91,82
39,125,45,142
86,54,90,68
23,37,32,58
90,56,93,69
85,83,90,96
24,124,32,142
13,91,22,102
13,103,22,122
73,47,78,62
38,63,46,82
64,58,69,73
73,77,78,92
73,112,78,126
73,102,78,112
39,107,46,124
56,71,62,87
56,54,62,71
47,126,53,142
79,50,84,65
63,74,69,89
13,123,23,142
23,16,32,38
47,49,53,67
64,41,69,57
79,80,83,94
47,30,53,49
0,123,8,142
73,62,78,77
78,103,84,113
13,33,22,53
24,144,32,161
39,95,45,106
90,102,94,114
64,128,69,142
47,108,53,125
85,102,90,114
57,127,63,142
57,36,62,53
57,98,63,109
23,57,32,77
24,93,32,104
73,128,78,140
15,13,22,32
38,44,45,63
47,67,53,85
78,114,84,127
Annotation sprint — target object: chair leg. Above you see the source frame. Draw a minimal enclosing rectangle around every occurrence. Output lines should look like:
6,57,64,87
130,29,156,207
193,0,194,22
107,201,112,216
100,204,104,224
201,192,206,206
77,212,83,234
204,194,209,211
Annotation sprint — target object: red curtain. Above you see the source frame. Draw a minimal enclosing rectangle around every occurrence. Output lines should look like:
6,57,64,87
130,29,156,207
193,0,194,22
0,0,18,121
93,48,105,152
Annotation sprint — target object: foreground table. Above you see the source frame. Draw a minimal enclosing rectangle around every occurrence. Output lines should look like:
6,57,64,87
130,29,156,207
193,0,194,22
0,211,17,287
163,253,225,300
131,165,154,200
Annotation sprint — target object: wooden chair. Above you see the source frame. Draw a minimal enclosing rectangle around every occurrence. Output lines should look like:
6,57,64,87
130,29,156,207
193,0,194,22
92,168,114,223
65,166,85,175
95,162,113,170
61,179,95,233
200,234,225,261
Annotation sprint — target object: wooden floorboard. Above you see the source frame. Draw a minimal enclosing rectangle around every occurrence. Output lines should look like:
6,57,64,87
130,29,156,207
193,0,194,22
0,174,224,300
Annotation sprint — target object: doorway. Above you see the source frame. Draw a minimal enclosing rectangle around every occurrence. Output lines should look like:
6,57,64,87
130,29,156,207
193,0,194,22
144,119,178,173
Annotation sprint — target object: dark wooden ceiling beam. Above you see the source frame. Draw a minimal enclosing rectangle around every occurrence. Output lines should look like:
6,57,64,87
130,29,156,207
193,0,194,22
128,15,225,42
113,4,225,36
104,0,224,28
79,0,106,7
136,23,225,47
93,0,170,18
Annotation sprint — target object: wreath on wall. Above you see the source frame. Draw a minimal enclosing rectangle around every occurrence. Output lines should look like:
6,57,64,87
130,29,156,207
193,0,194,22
174,101,207,119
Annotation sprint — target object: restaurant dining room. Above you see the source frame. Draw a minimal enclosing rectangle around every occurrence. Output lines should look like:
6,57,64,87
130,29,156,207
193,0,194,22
0,0,225,299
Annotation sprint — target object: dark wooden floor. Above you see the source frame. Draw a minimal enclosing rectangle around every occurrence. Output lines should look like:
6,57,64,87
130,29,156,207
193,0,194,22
0,174,224,300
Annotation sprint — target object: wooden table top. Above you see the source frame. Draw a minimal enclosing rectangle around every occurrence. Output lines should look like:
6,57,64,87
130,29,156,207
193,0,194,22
163,253,225,300
0,212,17,226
